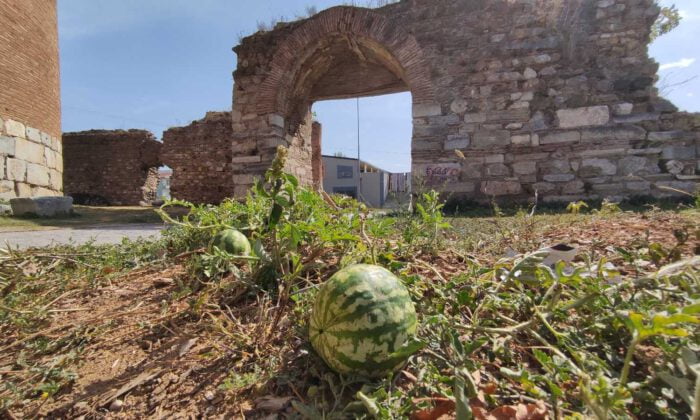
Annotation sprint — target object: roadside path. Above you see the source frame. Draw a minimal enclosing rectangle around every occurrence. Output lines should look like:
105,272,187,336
0,224,163,250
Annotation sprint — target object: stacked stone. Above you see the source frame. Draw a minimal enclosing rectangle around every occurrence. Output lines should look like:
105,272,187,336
161,112,235,203
0,117,63,199
228,0,699,202
62,130,162,206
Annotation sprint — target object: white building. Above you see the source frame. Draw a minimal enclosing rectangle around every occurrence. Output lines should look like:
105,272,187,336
322,155,409,208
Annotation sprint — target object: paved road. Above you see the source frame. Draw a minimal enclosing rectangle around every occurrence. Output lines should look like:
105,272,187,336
0,224,164,250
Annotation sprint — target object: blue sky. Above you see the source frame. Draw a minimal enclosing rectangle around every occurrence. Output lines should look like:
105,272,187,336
58,0,698,173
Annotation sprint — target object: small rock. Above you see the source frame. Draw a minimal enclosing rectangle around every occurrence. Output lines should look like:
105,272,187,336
109,399,124,412
666,160,685,175
204,390,215,401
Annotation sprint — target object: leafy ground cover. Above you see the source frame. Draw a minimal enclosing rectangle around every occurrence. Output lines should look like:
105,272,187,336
1,148,699,419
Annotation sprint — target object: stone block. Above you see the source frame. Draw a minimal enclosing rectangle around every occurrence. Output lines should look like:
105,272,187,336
662,146,695,160
613,113,659,124
484,154,505,163
473,130,511,148
626,181,651,191
523,67,537,79
557,106,610,128
612,103,634,115
231,155,262,164
485,108,530,123
49,170,62,191
413,139,443,151
268,114,285,128
444,182,476,193
15,182,31,197
6,158,26,181
529,111,548,131
5,119,25,137
413,103,442,118
27,163,50,187
580,125,646,142
562,180,585,194
0,180,16,200
512,161,537,175
579,148,626,158
511,134,531,145
647,131,693,141
464,113,487,123
540,131,580,144
233,174,256,184
487,163,510,176
445,136,470,150
665,160,684,175
14,138,45,164
618,156,659,176
0,136,15,156
45,148,56,169
481,180,523,196
461,163,483,178
533,182,557,193
580,158,617,177
10,196,73,217
544,174,575,182
450,98,469,114
26,126,42,143
40,131,52,147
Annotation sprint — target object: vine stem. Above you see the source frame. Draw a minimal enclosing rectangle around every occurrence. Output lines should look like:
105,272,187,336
619,335,640,387
692,373,700,420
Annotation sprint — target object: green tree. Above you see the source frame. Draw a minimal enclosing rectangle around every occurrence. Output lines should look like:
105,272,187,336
651,4,682,41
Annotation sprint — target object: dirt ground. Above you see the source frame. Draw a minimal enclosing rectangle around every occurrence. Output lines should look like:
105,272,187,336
0,206,162,232
1,209,697,419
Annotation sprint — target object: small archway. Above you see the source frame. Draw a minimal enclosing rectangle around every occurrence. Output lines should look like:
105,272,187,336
230,6,437,197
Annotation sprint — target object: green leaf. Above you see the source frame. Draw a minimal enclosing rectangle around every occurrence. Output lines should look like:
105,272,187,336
355,391,380,418
462,338,487,357
454,374,473,420
657,372,694,407
285,173,299,188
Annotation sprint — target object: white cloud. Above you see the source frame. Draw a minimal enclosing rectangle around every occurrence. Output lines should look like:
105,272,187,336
660,58,696,71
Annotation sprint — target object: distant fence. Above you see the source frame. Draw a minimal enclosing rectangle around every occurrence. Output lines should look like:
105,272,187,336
388,173,411,193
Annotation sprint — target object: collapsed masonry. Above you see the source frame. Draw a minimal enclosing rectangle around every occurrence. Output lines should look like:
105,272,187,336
161,112,235,204
63,0,699,205
62,130,162,206
229,0,699,203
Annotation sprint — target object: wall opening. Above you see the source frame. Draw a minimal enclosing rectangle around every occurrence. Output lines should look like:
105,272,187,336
313,92,412,208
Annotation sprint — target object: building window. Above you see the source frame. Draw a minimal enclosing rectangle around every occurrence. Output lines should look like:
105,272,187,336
333,186,357,199
337,165,354,179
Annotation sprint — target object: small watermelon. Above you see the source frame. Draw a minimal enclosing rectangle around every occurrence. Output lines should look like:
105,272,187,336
309,264,419,377
210,229,251,256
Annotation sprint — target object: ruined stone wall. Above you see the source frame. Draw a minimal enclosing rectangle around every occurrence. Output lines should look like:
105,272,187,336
230,0,700,203
161,112,234,203
62,130,162,206
0,0,63,199
311,121,323,189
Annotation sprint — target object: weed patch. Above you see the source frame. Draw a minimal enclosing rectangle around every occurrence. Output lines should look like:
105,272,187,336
1,147,698,418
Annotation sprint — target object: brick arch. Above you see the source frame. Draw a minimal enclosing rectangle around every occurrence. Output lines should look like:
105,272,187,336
255,6,435,117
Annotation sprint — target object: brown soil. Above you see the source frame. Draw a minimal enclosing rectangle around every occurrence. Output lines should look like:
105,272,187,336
2,210,697,419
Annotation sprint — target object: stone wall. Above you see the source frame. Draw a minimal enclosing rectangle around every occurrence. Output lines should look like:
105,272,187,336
0,119,63,199
62,130,162,206
0,0,63,199
311,121,323,189
161,112,234,203
229,0,700,203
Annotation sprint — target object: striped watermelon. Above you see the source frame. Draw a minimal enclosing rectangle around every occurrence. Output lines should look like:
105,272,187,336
210,229,251,256
309,264,419,377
